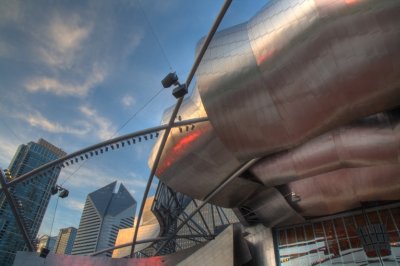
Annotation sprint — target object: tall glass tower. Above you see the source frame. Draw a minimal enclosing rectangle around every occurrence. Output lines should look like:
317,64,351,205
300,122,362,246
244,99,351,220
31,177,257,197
0,139,66,266
71,181,136,257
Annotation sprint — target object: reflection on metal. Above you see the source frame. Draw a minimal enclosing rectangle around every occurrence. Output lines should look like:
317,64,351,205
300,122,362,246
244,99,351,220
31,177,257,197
151,0,400,228
251,113,400,187
112,197,160,258
275,204,400,265
238,187,304,227
283,163,400,216
149,89,255,205
197,0,400,161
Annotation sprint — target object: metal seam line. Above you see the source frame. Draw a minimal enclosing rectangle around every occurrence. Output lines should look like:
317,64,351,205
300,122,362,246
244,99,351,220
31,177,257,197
0,170,34,251
130,0,233,257
4,117,208,188
154,158,259,255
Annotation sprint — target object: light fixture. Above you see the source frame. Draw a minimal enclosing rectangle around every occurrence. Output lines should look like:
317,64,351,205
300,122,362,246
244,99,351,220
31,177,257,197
161,72,179,88
59,189,69,199
161,72,188,99
51,185,69,199
172,84,188,99
39,247,50,258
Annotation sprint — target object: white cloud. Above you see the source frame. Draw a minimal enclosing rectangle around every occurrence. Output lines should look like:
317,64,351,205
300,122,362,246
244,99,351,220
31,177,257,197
38,13,91,69
80,106,115,140
64,198,85,212
18,111,90,136
0,137,18,167
121,95,136,107
25,64,106,97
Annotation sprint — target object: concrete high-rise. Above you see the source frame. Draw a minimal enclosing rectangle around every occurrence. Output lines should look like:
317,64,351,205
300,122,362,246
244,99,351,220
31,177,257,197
71,181,136,257
0,139,66,266
53,227,77,255
36,235,57,253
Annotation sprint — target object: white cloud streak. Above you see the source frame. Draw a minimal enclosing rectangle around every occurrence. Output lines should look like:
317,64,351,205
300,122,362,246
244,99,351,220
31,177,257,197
80,106,115,140
64,198,85,212
18,111,90,136
121,95,136,107
25,64,106,97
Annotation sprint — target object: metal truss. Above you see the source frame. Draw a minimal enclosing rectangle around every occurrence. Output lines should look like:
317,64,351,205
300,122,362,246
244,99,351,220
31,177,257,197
0,0,239,259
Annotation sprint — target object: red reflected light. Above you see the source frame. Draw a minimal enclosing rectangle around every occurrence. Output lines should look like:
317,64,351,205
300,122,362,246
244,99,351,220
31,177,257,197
156,130,204,176
257,50,274,65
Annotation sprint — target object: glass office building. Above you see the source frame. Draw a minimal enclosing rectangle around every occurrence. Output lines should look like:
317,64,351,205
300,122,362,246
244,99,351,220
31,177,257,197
0,139,66,266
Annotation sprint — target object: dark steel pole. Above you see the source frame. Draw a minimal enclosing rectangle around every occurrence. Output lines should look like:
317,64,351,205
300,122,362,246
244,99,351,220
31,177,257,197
129,0,232,257
0,170,35,251
154,158,259,255
5,117,208,188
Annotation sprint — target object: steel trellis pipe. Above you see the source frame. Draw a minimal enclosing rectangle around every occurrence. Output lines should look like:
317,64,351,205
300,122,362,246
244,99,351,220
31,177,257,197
154,158,259,255
2,117,208,189
129,0,233,257
0,170,34,251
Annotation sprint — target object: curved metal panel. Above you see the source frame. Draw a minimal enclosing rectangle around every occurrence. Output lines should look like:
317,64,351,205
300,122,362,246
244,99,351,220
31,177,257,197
148,89,260,207
250,113,400,186
284,164,400,217
239,187,305,227
197,0,400,160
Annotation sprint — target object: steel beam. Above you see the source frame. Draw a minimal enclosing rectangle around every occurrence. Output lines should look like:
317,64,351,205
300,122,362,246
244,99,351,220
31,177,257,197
129,0,232,257
154,158,259,255
0,170,34,251
4,117,208,188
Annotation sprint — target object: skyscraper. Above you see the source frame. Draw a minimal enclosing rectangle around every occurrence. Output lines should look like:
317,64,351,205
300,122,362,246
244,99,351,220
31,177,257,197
53,227,77,255
71,181,136,257
0,139,66,266
36,235,57,253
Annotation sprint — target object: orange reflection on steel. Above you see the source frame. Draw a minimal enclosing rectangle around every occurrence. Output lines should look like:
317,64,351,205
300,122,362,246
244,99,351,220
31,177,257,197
156,130,203,176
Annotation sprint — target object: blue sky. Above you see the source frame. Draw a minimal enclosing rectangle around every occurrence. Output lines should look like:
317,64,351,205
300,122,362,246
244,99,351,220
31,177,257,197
0,0,267,238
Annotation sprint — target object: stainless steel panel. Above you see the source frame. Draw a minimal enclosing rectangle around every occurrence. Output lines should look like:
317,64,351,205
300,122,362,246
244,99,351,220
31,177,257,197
284,164,400,217
150,0,400,219
240,187,305,227
197,0,400,161
149,89,260,207
250,113,400,186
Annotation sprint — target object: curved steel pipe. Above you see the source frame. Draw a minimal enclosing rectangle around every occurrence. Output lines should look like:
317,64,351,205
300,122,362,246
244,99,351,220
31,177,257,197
251,113,400,187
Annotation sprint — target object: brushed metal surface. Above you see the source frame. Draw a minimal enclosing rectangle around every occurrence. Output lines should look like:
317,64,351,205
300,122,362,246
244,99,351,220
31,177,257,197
284,164,400,217
240,187,305,227
197,0,400,161
150,0,400,223
251,113,400,186
149,89,259,206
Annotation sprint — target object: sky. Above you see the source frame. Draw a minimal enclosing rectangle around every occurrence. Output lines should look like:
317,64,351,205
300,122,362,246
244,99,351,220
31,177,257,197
0,0,267,238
